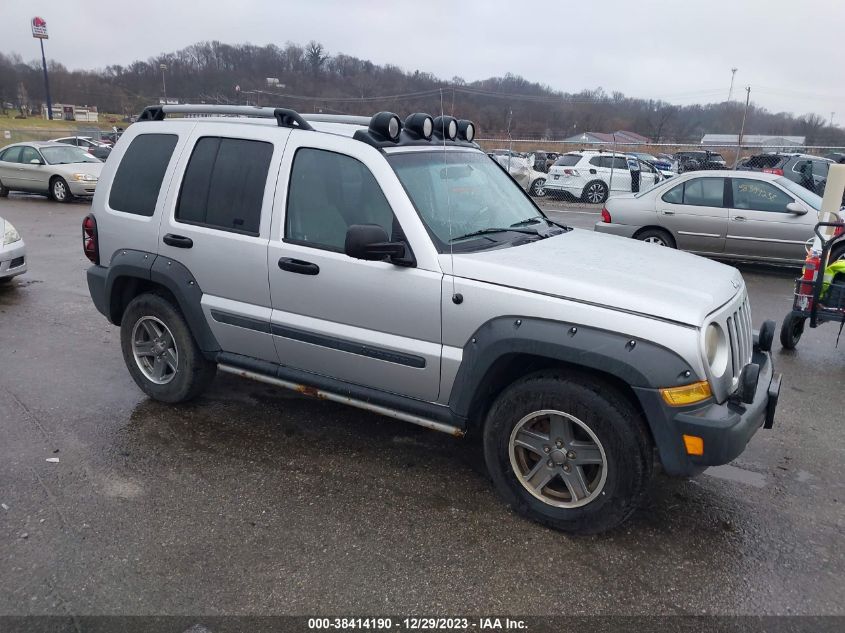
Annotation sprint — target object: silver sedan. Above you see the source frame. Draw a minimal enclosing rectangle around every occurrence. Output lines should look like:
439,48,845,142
595,169,834,264
0,215,26,283
0,142,102,202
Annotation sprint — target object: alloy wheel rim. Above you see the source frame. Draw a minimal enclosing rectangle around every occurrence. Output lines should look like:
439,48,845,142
534,180,546,196
587,184,604,203
131,316,178,385
53,181,66,200
508,409,608,508
644,236,666,246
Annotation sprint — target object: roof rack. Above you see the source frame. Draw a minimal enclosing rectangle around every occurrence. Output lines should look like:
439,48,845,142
137,104,313,130
301,114,371,126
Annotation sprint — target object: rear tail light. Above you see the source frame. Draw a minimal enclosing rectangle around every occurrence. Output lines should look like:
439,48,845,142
82,214,99,264
601,207,612,223
563,169,580,176
762,168,784,176
834,224,844,238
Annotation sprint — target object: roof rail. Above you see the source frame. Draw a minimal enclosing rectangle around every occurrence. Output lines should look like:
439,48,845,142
301,114,371,126
137,104,313,130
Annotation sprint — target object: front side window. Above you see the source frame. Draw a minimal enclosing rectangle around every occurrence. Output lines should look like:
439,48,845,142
110,134,178,217
732,178,793,213
20,147,42,164
285,148,395,252
176,137,272,235
388,150,547,252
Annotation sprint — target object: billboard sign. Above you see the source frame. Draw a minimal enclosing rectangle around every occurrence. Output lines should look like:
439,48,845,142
31,16,48,39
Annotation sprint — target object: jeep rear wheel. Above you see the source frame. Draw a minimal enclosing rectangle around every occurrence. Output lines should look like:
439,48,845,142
483,371,652,534
120,293,216,403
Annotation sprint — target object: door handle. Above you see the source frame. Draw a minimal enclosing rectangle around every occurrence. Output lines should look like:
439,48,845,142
278,257,319,275
162,233,194,248
733,216,747,222
660,210,675,215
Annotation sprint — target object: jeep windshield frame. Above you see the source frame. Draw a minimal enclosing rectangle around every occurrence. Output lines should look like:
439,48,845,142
387,149,554,253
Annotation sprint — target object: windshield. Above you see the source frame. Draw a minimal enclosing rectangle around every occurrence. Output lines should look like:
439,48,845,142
388,150,556,251
776,177,823,210
40,146,101,165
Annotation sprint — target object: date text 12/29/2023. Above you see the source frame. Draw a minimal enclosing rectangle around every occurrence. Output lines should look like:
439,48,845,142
307,618,528,631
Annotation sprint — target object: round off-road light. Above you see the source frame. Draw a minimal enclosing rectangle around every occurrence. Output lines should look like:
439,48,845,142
457,120,475,142
369,111,402,142
404,113,434,139
433,116,458,140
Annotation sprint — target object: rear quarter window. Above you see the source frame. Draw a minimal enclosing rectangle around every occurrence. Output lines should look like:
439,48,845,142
109,134,178,216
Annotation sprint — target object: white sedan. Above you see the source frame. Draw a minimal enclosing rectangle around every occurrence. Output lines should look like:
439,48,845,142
0,216,26,284
595,169,836,264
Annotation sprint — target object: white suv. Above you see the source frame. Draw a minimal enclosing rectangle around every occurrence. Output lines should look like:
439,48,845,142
545,151,663,203
83,104,780,534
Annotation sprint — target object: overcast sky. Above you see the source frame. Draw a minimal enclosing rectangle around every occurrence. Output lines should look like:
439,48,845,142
2,0,842,123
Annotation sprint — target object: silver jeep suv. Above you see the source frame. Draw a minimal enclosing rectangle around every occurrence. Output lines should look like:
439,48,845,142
84,104,781,534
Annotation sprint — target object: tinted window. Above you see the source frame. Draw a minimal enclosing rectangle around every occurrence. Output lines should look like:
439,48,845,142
588,156,605,168
684,178,724,206
109,134,178,217
732,178,792,213
286,148,394,252
0,147,22,163
611,157,629,169
176,137,272,234
554,154,582,167
662,183,684,204
20,147,41,164
812,161,830,178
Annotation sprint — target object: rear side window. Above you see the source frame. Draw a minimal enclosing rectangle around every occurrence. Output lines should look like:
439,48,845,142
662,183,684,204
683,178,725,207
109,134,178,216
0,147,22,163
176,137,273,235
554,154,582,167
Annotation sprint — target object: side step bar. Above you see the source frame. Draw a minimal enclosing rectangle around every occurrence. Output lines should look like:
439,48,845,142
217,364,465,437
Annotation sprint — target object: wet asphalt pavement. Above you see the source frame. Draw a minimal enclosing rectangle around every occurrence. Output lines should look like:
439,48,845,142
0,194,843,616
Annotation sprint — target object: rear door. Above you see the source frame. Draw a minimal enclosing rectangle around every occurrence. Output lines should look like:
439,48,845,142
725,177,816,261
16,146,49,192
267,133,443,401
608,156,632,193
158,123,289,362
0,146,24,189
656,176,727,254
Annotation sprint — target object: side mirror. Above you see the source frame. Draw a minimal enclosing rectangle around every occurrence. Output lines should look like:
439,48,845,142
29,158,43,165
344,224,410,265
786,202,807,215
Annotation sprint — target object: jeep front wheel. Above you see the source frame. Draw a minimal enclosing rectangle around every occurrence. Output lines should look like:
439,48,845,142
120,293,216,403
483,371,652,534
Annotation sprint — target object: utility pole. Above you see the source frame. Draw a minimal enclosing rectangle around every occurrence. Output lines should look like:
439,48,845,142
734,86,751,168
728,67,738,102
831,112,836,127
160,64,167,103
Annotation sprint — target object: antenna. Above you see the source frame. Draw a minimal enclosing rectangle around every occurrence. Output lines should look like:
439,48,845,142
440,88,458,304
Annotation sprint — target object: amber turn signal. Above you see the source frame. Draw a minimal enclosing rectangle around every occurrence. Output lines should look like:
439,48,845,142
659,380,712,406
683,434,704,456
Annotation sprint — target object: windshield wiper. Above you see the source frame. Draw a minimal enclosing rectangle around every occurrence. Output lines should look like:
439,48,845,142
511,216,572,232
450,227,540,243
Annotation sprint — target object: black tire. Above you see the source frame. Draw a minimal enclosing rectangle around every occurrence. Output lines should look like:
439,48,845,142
483,371,653,535
530,178,547,197
50,177,72,203
635,227,676,248
0,278,12,285
581,180,609,204
120,293,216,403
780,313,806,350
0,179,9,197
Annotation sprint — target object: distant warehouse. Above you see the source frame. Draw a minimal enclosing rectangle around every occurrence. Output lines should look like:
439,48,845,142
42,103,99,123
701,133,805,148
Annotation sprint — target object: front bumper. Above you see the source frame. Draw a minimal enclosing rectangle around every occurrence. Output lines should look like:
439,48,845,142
68,180,98,197
634,347,781,477
0,240,27,279
594,221,640,239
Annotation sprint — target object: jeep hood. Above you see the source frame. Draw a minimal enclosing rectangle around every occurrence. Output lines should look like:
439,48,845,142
447,229,743,326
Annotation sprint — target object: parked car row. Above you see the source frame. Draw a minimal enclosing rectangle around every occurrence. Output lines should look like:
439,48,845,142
0,142,103,202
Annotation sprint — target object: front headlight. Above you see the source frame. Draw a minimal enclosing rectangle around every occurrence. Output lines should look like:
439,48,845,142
705,323,729,377
71,173,98,182
3,220,21,246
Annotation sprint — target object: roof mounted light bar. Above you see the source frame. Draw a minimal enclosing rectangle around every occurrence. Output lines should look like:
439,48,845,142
137,104,313,130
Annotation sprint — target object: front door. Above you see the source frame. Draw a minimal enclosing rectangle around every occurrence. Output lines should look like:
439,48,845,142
725,177,817,261
157,124,289,363
268,133,442,402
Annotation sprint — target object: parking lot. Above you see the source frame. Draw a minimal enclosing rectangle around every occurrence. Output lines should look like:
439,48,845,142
1,193,843,616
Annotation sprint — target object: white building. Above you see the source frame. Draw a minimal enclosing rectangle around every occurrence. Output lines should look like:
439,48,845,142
42,103,99,123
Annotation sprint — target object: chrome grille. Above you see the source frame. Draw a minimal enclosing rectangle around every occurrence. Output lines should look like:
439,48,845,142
726,295,753,378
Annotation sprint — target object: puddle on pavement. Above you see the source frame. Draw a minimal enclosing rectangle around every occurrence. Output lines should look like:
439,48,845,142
704,464,767,488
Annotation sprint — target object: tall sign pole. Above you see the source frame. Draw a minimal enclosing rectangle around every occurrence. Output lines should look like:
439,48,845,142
31,17,52,120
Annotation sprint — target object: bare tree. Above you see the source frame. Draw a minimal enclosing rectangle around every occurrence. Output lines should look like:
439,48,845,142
306,41,329,73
